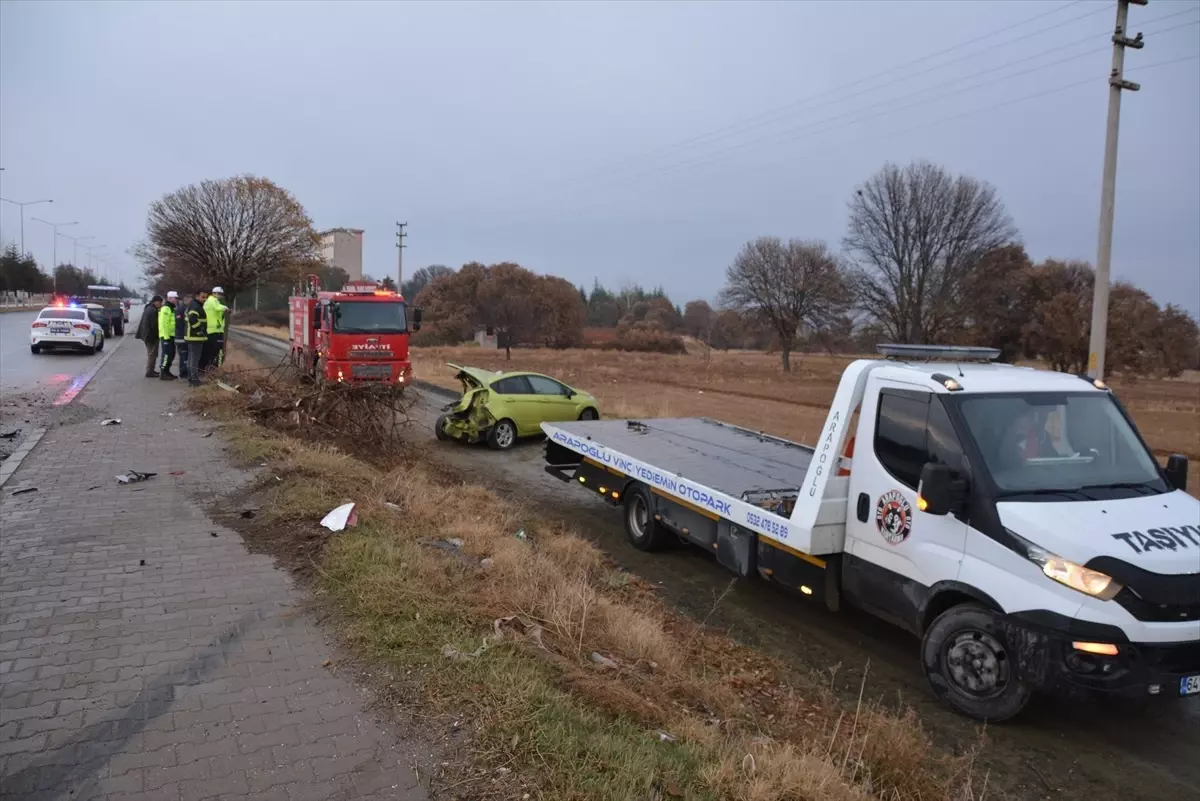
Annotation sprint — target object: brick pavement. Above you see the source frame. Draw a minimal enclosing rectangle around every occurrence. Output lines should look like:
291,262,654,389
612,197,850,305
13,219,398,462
0,338,429,801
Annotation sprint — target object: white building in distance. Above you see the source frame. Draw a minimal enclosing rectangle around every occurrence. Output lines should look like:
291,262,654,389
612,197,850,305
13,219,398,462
319,228,364,281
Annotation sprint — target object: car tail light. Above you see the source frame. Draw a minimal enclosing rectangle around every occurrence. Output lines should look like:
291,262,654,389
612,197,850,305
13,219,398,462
32,321,48,328
73,323,91,330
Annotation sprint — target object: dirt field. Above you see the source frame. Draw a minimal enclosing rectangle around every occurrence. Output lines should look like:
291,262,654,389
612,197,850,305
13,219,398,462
412,345,1200,495
231,331,1200,801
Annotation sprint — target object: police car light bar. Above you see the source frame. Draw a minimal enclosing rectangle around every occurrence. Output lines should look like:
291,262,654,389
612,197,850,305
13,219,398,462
877,344,1001,362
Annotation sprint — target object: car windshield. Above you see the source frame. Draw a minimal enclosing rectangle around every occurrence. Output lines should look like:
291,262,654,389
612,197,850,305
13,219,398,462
956,392,1166,498
334,301,407,333
39,309,86,321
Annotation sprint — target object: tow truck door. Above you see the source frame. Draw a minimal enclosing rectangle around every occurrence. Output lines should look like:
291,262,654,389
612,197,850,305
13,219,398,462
842,382,968,630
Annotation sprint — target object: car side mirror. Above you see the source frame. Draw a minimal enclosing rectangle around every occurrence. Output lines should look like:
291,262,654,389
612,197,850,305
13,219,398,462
1164,454,1189,491
917,463,966,516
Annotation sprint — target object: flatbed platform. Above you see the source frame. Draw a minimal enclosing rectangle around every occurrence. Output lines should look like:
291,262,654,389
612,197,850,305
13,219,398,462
548,417,815,498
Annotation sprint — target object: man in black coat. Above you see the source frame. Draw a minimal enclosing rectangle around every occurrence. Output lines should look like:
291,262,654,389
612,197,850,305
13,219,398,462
136,296,164,378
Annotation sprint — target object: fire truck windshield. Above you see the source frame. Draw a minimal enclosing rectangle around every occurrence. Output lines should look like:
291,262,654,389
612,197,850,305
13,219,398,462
334,301,407,333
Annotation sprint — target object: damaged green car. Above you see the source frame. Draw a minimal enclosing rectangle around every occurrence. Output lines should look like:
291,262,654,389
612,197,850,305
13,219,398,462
435,363,601,450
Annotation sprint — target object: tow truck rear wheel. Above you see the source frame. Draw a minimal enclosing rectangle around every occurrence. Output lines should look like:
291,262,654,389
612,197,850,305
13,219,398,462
623,485,669,552
921,603,1031,722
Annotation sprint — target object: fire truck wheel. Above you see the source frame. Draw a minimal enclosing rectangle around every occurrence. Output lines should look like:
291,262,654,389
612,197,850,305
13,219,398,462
434,415,450,441
487,419,517,450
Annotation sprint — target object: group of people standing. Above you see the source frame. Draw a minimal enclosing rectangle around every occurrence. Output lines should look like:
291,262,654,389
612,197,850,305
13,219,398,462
135,287,228,386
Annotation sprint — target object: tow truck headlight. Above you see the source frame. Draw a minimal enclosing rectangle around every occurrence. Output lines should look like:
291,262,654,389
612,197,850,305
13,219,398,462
1012,532,1122,600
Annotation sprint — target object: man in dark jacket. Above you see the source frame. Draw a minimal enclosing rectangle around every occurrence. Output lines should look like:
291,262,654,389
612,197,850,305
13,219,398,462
182,290,209,387
136,295,164,378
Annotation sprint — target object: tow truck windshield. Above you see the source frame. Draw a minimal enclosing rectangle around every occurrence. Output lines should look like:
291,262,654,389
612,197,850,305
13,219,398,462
955,392,1167,500
333,301,407,333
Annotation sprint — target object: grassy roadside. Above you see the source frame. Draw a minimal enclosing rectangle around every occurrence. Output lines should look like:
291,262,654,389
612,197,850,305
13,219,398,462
192,355,985,801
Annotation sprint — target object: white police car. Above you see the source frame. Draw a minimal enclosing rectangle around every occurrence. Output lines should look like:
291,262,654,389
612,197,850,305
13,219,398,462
30,305,105,355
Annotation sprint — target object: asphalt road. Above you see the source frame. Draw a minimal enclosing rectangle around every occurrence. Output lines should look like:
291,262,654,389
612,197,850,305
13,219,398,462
0,304,143,447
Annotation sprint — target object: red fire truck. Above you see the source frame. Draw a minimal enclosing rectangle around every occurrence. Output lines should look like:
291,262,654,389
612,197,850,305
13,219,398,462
288,277,422,384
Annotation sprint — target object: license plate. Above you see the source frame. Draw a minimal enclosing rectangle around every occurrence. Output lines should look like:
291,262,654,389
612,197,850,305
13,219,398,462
1182,675,1200,696
50,325,70,334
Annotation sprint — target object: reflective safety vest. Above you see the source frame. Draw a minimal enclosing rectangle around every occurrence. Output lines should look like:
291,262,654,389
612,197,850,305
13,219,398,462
158,303,176,340
204,295,227,334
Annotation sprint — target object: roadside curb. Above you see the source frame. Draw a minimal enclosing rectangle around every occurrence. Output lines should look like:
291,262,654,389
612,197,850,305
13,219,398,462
0,333,128,489
0,427,46,489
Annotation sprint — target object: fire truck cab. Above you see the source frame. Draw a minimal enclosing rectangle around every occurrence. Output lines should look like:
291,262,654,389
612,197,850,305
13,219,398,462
288,277,421,385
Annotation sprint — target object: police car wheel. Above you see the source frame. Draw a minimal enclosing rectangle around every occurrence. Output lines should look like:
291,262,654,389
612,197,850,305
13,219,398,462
623,485,668,552
434,414,450,441
921,603,1032,723
30,344,41,355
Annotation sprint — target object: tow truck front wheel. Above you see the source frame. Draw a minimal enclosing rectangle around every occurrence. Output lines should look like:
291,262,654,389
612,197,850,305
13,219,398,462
623,485,669,552
921,604,1031,722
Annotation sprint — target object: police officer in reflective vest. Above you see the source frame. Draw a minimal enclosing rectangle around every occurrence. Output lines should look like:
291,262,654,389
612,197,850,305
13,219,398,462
158,291,179,380
183,289,209,387
201,286,228,375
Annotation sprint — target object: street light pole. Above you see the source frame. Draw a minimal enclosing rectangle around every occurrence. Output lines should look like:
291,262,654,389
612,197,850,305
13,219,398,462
0,198,53,255
31,217,78,293
63,234,95,269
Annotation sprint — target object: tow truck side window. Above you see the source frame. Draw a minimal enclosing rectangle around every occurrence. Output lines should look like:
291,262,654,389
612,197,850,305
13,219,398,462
874,391,964,489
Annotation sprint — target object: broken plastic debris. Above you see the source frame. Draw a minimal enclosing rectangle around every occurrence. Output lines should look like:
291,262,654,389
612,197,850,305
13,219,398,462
11,487,38,496
169,470,186,476
100,419,121,426
590,652,619,669
216,381,240,393
0,430,20,440
655,730,677,743
200,432,214,438
447,537,464,548
418,538,476,566
442,616,546,662
384,502,401,511
116,470,156,484
320,502,357,532
513,528,527,540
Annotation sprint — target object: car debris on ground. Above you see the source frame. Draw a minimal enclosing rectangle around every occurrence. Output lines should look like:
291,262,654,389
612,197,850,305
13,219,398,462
116,470,156,484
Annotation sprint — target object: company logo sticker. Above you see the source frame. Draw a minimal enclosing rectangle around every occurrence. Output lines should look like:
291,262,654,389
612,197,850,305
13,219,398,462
876,490,913,545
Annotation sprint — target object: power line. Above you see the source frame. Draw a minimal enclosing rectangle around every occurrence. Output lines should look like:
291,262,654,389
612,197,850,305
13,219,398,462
515,15,1199,205
492,1,1102,203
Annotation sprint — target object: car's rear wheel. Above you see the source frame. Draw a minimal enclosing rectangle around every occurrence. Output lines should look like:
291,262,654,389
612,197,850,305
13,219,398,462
579,407,599,421
487,419,517,450
96,335,104,352
30,344,41,355
434,414,450,441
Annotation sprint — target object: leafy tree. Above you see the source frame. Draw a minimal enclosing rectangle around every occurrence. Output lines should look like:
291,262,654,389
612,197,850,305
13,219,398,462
682,300,716,341
845,161,1018,343
1021,260,1093,373
402,264,453,300
135,175,319,304
721,237,850,372
1156,305,1200,376
53,263,101,297
536,275,587,348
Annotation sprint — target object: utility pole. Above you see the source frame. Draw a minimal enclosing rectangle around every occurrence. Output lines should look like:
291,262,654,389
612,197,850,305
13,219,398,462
395,221,407,291
1087,0,1146,380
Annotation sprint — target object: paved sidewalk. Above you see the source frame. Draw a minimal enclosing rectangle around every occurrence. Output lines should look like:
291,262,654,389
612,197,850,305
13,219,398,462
1,339,428,801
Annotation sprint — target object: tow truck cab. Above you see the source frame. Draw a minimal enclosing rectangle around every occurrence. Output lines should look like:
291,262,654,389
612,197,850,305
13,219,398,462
542,345,1200,721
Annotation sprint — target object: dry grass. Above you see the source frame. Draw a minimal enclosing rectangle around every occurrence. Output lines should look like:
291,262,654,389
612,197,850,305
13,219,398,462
193,356,984,801
412,345,1200,495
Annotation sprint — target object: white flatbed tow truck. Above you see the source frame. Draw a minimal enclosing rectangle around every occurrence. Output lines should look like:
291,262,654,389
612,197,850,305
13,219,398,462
542,345,1200,721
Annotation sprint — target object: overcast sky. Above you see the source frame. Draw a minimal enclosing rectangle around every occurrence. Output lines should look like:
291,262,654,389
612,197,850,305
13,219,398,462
2,0,1198,315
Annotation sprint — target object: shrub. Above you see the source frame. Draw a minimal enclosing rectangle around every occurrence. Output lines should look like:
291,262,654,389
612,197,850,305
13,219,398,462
598,321,687,354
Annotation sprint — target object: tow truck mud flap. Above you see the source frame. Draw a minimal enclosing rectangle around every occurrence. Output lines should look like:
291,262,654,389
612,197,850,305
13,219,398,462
756,538,826,599
716,523,755,577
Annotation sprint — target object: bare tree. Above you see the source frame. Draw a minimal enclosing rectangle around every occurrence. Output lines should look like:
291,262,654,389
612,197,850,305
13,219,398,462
720,237,850,372
402,264,454,300
845,161,1017,344
134,176,318,303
